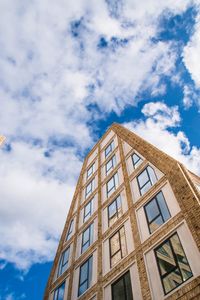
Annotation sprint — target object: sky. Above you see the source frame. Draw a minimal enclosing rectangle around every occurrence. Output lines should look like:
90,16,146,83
0,0,200,299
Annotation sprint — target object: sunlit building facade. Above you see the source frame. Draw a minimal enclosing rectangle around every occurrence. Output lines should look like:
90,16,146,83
44,123,200,300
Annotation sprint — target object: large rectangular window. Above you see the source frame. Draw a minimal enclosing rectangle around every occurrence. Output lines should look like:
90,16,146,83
155,233,193,295
105,140,114,158
53,281,65,300
83,199,93,223
87,163,94,179
106,155,116,175
57,247,70,277
109,226,127,267
85,179,95,198
132,153,142,169
107,173,119,197
108,195,122,226
137,166,157,196
81,223,94,254
78,256,93,296
66,219,74,241
111,271,133,300
144,191,171,233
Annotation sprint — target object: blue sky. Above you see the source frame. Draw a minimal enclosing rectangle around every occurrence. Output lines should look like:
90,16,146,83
0,0,200,299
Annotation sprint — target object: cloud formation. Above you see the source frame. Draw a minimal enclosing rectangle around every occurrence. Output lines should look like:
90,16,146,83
0,0,199,271
124,101,200,175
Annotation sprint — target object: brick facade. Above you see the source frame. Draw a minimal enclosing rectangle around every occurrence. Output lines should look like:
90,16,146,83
44,123,200,300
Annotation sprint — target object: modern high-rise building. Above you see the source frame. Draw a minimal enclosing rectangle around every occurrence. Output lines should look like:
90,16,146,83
44,123,200,300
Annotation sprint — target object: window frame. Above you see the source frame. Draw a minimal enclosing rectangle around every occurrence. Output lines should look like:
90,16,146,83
144,191,171,234
85,179,94,198
78,255,93,297
105,140,114,158
87,163,94,179
154,232,193,295
66,219,74,241
83,199,93,223
53,281,65,300
137,165,157,196
57,246,70,277
105,154,116,175
111,271,133,300
109,226,127,268
81,222,93,254
131,152,142,169
106,173,119,198
108,195,122,226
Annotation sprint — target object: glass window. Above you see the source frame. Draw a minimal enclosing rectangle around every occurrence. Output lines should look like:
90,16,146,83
105,140,114,158
53,281,65,300
85,179,94,198
81,223,94,254
109,226,127,267
108,195,122,226
155,233,193,295
144,191,171,233
78,256,93,296
111,271,133,300
57,247,70,277
137,166,157,196
106,155,117,175
87,163,94,179
132,153,142,169
107,173,119,197
66,219,74,241
83,199,93,223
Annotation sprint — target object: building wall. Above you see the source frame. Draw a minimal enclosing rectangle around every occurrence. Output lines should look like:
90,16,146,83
44,124,200,300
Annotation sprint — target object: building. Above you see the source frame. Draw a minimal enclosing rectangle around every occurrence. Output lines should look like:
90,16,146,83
44,123,200,300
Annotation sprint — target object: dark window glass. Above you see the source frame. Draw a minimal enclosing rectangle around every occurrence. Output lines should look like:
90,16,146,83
106,155,116,175
110,227,127,267
132,153,142,169
155,233,193,295
57,247,70,277
53,281,65,300
78,256,93,296
112,271,133,300
108,195,122,226
66,219,74,241
83,199,93,223
81,223,93,253
105,140,114,158
107,173,119,197
87,163,94,178
137,166,157,195
144,191,171,233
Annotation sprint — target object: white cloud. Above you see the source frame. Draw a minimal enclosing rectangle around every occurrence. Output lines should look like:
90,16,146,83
0,141,82,269
183,7,200,89
0,0,198,271
124,101,200,175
